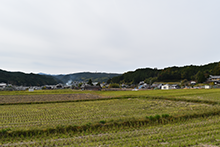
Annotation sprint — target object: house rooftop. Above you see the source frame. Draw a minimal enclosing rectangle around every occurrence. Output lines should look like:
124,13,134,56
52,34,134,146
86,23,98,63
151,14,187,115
0,83,7,86
210,75,220,78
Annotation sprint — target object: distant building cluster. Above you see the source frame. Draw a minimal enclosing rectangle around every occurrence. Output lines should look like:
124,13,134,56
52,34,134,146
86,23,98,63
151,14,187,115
134,75,220,90
0,83,71,91
0,75,220,91
0,80,105,91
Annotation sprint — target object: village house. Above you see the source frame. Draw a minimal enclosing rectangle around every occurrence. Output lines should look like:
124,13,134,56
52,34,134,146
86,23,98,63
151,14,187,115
208,75,220,84
82,85,102,91
0,83,7,89
161,84,172,90
205,85,211,89
157,83,164,89
121,84,128,88
161,84,180,90
29,88,34,92
190,81,196,85
55,83,64,89
138,83,149,89
171,84,180,89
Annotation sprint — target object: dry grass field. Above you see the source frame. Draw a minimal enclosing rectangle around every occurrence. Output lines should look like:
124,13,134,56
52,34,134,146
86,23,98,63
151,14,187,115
1,98,219,131
1,89,220,146
0,93,107,104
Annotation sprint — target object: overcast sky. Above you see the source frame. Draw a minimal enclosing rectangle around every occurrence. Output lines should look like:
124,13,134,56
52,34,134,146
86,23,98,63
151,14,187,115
0,0,220,74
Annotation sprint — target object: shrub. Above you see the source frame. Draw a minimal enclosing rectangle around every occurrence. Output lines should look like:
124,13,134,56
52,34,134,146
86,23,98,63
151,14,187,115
99,120,106,124
86,123,91,126
154,114,160,120
109,83,120,88
162,114,169,118
0,128,11,134
149,116,155,121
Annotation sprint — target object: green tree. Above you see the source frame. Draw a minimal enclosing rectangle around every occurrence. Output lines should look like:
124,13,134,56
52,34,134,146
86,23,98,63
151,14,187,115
144,77,157,85
96,82,101,87
181,79,188,86
213,63,220,75
109,83,120,88
87,79,93,86
196,71,206,83
78,83,82,88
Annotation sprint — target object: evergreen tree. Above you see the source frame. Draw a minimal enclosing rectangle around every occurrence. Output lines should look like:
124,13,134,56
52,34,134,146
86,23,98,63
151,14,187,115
196,71,206,83
87,79,93,86
213,63,220,75
96,82,101,87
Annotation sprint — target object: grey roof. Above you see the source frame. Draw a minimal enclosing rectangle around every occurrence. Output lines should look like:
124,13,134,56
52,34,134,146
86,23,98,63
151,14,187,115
209,75,220,78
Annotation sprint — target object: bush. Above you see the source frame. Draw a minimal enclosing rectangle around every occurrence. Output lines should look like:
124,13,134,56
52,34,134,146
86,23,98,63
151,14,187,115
154,114,160,120
0,128,11,134
99,120,106,124
162,114,169,118
109,83,120,88
149,116,155,121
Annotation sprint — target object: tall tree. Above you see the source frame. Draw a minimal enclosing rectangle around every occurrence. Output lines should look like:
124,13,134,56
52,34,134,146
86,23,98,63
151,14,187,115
87,79,93,86
196,71,206,83
213,63,220,75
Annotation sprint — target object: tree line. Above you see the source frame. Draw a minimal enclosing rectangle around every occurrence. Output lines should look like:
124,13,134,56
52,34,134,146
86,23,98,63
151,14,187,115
0,69,58,86
108,62,220,84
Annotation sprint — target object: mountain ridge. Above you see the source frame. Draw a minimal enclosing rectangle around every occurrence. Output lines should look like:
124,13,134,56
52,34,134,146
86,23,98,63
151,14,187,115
0,70,121,86
108,61,220,84
2,61,220,86
51,72,121,84
0,69,58,86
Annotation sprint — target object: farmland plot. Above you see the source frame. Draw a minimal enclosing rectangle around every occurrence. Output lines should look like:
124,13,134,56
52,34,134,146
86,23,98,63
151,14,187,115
97,88,220,97
0,93,107,104
1,115,220,146
1,89,220,146
0,98,219,131
179,92,220,103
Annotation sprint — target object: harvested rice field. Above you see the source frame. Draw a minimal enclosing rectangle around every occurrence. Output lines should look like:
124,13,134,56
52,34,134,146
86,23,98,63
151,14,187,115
1,89,220,146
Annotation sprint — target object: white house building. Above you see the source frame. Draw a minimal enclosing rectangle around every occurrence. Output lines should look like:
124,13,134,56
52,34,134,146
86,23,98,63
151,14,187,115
190,81,196,85
161,84,172,90
29,88,34,92
0,83,7,89
161,84,180,90
205,85,211,89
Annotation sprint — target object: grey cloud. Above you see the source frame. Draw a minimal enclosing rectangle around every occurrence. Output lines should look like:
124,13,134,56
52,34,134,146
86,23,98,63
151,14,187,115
0,0,220,74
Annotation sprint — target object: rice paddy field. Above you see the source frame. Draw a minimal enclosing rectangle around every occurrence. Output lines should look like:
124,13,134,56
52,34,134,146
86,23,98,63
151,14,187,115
1,88,220,146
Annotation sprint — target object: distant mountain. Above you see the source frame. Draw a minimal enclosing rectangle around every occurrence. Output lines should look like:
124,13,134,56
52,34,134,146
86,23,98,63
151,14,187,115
52,72,121,84
108,61,220,84
0,69,58,86
38,72,51,76
38,72,66,76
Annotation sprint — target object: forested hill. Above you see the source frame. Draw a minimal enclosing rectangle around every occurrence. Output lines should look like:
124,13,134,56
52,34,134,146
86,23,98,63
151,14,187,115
0,69,58,86
108,62,220,84
52,72,121,84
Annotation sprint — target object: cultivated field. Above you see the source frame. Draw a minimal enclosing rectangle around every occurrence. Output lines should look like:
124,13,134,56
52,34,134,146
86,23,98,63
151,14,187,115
1,98,219,131
1,89,220,146
0,93,107,104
